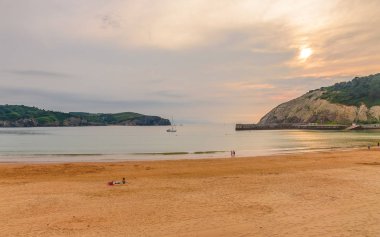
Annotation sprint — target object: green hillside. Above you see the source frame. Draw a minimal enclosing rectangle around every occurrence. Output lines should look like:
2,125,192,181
0,105,170,127
320,74,380,107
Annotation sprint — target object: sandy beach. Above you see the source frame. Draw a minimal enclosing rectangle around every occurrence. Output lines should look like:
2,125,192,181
1,150,380,237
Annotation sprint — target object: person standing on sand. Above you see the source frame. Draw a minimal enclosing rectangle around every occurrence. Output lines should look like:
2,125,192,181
368,145,371,150
378,142,379,147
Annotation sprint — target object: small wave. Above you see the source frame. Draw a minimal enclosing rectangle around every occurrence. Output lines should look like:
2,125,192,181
133,152,189,156
0,130,48,135
133,151,225,156
0,153,104,157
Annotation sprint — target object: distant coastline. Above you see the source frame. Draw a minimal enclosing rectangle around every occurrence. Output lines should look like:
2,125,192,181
0,105,170,127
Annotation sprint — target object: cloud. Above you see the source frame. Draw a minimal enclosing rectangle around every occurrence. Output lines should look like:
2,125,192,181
99,14,120,29
0,0,338,50
4,69,70,78
224,82,275,90
1,0,380,123
153,90,187,99
285,0,380,78
0,86,186,113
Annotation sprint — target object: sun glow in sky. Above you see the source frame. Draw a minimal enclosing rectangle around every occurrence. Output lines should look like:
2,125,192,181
1,0,380,123
299,47,313,61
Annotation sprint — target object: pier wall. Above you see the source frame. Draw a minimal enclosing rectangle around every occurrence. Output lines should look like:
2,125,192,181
235,123,348,131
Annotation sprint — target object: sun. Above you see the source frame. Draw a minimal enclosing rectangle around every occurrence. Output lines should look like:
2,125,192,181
299,47,313,61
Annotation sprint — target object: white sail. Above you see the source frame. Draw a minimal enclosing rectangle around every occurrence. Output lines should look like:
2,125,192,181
166,116,177,132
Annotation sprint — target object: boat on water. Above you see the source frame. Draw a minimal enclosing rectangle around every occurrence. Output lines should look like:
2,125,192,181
166,117,177,132
166,127,176,132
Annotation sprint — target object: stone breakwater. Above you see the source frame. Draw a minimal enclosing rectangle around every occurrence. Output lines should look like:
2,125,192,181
235,123,348,131
235,123,380,131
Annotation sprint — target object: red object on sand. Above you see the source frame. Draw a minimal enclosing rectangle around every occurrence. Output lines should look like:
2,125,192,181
108,181,114,186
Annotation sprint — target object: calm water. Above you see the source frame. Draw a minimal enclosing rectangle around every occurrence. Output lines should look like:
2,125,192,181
0,124,380,162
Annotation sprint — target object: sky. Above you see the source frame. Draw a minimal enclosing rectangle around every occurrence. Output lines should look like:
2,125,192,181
1,0,380,123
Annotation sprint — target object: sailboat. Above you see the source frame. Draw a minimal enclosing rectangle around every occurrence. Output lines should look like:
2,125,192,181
166,117,177,132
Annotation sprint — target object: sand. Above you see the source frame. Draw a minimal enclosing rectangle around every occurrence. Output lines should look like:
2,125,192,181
1,149,380,237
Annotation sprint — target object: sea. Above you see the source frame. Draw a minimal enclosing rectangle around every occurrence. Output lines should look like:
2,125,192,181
0,124,379,162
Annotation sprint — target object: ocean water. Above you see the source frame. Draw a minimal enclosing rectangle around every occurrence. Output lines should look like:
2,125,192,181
0,124,379,162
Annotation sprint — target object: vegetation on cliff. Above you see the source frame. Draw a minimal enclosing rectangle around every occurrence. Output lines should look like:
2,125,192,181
0,105,170,127
320,73,380,107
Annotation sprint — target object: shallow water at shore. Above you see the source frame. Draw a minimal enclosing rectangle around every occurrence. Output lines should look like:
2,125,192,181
0,124,380,162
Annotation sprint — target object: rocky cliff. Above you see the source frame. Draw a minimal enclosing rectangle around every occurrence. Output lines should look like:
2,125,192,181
259,74,380,125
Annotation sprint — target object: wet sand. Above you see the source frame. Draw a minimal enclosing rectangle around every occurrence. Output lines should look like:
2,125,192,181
1,149,380,236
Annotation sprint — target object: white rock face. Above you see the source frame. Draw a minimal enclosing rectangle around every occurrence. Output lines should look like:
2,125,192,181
259,90,380,124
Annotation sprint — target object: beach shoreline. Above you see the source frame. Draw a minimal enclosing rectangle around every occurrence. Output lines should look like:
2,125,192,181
1,149,380,236
0,146,371,164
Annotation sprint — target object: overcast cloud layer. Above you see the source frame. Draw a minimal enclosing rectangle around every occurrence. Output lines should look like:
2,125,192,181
1,0,380,123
